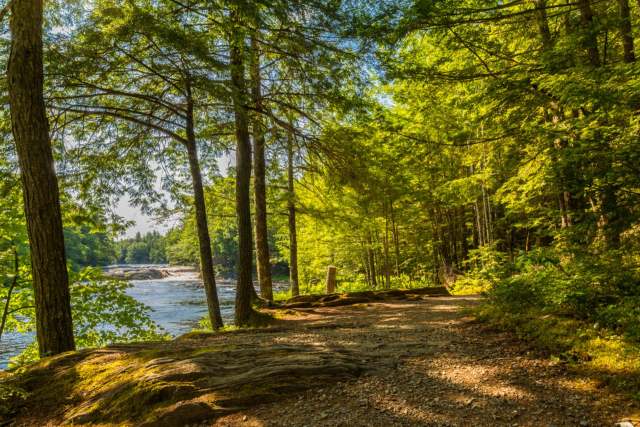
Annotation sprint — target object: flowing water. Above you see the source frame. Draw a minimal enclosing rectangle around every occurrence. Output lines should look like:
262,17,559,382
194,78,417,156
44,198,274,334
0,265,272,369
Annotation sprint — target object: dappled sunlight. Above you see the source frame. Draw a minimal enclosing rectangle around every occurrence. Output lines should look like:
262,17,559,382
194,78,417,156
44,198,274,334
209,296,638,426
373,323,415,330
272,333,363,351
555,377,602,394
6,295,637,426
4,0,640,425
379,315,403,322
417,357,538,401
428,304,464,312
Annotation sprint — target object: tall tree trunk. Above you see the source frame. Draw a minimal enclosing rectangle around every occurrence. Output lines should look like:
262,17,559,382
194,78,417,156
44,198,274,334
287,130,300,296
374,229,385,285
361,241,371,286
8,0,75,357
460,206,469,262
447,209,459,268
482,184,493,244
383,201,391,288
618,0,635,62
390,201,400,276
185,87,223,328
534,0,553,50
229,20,256,325
601,187,622,249
0,248,19,341
366,232,377,288
250,35,272,301
577,0,601,66
474,199,484,247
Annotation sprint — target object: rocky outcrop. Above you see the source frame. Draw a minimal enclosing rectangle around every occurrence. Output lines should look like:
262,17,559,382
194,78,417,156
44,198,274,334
102,265,199,281
1,327,366,426
0,286,449,426
103,268,168,280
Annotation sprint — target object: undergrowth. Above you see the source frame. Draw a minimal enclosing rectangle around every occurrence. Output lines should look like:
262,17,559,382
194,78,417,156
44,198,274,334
466,246,640,398
273,274,435,301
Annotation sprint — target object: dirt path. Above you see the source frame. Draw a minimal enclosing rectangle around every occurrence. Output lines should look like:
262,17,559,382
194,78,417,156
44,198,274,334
213,295,636,427
5,294,638,426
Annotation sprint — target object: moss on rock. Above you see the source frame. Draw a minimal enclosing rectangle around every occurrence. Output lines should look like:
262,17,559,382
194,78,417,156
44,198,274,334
2,329,366,426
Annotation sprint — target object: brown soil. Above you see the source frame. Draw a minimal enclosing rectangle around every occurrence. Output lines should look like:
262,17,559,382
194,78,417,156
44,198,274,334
3,294,638,426
218,296,638,427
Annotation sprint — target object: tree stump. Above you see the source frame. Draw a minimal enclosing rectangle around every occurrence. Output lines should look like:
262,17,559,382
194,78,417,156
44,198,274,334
326,266,337,293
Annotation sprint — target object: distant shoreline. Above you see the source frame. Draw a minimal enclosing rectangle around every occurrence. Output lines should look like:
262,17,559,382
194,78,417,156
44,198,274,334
102,264,199,281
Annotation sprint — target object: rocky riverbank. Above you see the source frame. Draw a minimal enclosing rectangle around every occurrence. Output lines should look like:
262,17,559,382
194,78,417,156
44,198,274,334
102,265,199,281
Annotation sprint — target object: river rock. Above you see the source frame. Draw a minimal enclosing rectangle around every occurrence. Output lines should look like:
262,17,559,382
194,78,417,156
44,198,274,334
103,266,171,280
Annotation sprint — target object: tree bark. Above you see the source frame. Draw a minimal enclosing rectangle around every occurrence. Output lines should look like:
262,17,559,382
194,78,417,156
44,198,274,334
8,0,75,357
229,21,256,325
250,35,272,301
287,130,300,296
577,0,601,67
326,266,337,293
460,206,469,262
383,202,391,288
390,201,400,276
534,0,552,50
361,241,371,286
366,232,377,288
185,86,223,329
617,0,635,62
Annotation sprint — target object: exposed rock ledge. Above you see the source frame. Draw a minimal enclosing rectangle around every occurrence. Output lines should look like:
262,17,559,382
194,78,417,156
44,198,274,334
102,265,198,281
0,287,447,426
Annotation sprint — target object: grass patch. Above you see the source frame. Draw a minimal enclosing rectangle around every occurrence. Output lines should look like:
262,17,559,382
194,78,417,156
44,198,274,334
476,303,640,398
273,280,372,301
449,276,492,295
196,309,276,331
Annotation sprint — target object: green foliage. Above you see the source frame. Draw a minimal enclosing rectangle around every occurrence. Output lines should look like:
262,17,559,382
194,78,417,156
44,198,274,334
69,268,167,347
0,167,166,367
476,303,640,396
64,225,116,268
450,244,509,295
272,274,432,301
2,0,640,396
165,175,288,276
8,268,168,368
272,277,373,301
485,247,640,342
116,231,167,265
164,176,239,274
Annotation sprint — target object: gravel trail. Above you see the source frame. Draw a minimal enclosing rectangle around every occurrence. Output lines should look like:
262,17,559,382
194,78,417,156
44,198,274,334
213,295,637,427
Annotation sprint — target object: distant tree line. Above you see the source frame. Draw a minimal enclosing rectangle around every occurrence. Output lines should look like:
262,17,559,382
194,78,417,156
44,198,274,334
63,226,116,268
115,231,167,265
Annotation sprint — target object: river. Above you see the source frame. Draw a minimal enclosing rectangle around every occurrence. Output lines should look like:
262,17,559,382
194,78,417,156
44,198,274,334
0,266,271,369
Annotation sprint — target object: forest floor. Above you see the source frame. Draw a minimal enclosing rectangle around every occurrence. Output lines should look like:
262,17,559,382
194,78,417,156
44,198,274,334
219,296,639,427
3,294,639,426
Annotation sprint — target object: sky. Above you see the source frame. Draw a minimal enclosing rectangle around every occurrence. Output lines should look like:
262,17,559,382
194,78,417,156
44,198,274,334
116,197,170,239
116,153,233,239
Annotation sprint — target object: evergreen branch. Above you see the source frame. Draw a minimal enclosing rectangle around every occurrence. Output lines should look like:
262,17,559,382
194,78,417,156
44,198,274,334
55,106,188,145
